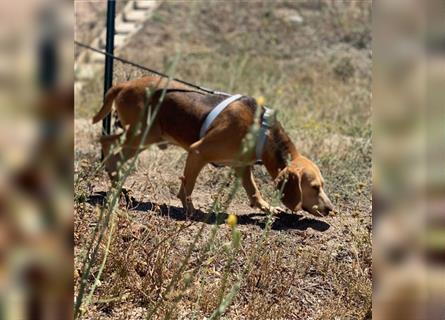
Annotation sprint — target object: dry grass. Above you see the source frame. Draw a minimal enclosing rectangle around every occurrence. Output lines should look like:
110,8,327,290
74,1,372,319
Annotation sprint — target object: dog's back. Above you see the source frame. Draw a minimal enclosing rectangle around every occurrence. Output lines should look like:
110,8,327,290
95,76,259,149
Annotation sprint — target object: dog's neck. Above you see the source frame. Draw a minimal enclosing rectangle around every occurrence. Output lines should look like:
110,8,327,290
262,122,298,179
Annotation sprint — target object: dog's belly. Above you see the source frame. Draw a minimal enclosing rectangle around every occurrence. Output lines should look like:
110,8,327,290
159,131,255,167
211,160,256,167
161,132,193,150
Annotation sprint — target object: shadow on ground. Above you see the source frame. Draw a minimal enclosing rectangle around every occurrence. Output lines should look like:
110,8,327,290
88,192,330,232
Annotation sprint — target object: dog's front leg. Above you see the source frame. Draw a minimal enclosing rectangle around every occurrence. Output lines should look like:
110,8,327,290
177,148,206,216
235,166,284,214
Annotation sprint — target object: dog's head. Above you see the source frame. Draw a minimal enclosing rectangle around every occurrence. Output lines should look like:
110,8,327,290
276,156,334,217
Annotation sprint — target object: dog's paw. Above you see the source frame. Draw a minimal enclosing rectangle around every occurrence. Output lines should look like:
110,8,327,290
269,206,286,215
257,204,284,215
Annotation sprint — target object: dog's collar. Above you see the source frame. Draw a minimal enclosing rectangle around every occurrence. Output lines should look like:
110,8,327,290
255,107,274,162
199,94,243,138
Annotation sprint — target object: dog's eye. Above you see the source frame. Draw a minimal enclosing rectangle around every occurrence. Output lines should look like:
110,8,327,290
312,185,321,192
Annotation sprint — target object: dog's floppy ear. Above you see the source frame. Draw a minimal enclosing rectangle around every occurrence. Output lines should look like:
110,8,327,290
275,166,303,211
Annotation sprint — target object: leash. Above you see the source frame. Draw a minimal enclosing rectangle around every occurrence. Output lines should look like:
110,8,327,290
74,40,231,96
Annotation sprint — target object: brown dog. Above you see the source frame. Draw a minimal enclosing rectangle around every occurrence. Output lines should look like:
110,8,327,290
92,76,334,217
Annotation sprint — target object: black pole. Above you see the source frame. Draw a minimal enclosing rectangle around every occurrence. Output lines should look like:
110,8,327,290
102,0,116,136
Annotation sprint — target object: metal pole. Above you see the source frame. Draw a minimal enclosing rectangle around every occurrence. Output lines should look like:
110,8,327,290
102,0,116,136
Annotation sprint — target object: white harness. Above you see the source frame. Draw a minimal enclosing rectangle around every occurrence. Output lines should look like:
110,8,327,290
199,94,274,162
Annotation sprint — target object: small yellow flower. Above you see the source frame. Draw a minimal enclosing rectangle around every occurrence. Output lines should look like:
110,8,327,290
256,95,266,106
227,213,237,228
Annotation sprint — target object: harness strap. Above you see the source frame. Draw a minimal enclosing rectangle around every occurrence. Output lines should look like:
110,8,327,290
255,107,274,161
199,94,274,166
199,94,243,138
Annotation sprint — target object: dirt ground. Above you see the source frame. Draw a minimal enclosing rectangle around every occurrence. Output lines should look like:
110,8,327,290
75,116,371,319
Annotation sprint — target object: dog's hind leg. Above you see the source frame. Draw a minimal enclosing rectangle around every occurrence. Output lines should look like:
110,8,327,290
177,141,207,216
99,133,124,183
98,132,133,205
100,129,161,206
100,129,159,183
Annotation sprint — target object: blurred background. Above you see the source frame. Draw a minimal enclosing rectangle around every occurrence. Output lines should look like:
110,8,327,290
373,0,445,319
0,0,73,318
0,0,443,319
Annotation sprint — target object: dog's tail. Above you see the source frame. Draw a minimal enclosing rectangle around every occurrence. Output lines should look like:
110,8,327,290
92,84,124,124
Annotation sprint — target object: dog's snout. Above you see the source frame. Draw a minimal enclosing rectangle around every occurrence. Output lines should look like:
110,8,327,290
323,197,335,217
325,201,334,212
318,190,334,216
323,204,334,216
